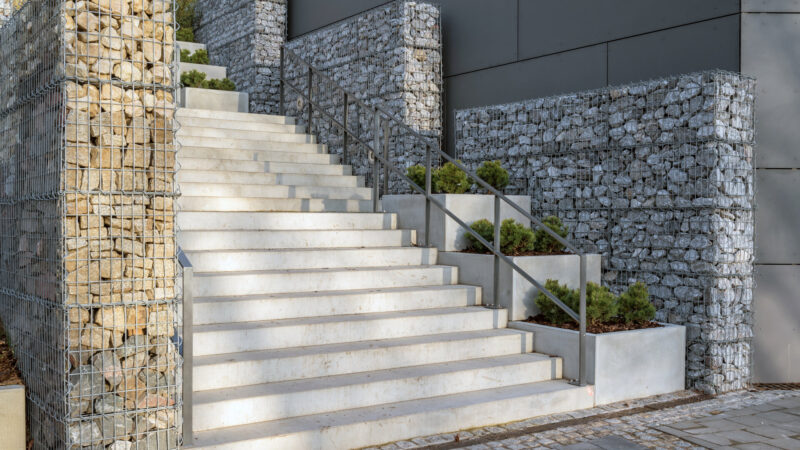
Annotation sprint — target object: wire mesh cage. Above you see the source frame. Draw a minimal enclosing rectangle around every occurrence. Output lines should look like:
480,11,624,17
456,71,756,394
1,0,181,447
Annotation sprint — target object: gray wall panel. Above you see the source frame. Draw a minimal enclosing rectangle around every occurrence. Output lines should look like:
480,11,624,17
519,0,740,60
607,16,740,85
743,0,800,12
446,45,607,154
439,0,518,76
288,0,390,37
742,13,800,168
755,170,800,264
753,265,800,383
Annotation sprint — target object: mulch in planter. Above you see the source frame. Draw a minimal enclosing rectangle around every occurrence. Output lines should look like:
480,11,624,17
525,315,663,334
0,319,23,387
460,248,571,257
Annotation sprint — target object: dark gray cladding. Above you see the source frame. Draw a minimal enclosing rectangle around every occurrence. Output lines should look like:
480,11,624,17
456,71,756,394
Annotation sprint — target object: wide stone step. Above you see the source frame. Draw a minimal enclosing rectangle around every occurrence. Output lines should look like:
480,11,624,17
179,62,227,80
177,116,304,133
185,247,437,272
192,265,459,297
178,135,325,152
193,354,560,431
177,196,373,213
192,306,504,356
188,380,593,450
176,108,293,124
178,148,335,164
178,228,414,251
177,170,363,188
192,329,530,390
178,126,315,143
192,285,480,325
178,182,370,200
178,158,349,175
179,88,249,113
177,212,397,231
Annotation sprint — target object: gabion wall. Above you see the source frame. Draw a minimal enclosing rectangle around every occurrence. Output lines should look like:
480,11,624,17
193,0,287,115
456,72,756,394
284,0,442,190
0,1,181,448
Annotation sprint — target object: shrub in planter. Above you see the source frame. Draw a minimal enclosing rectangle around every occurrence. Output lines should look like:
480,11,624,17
465,219,494,253
406,165,431,190
534,215,569,253
535,279,580,325
435,162,472,194
204,78,237,91
618,282,656,324
500,219,535,255
177,0,196,42
181,70,237,91
476,160,509,192
181,49,210,65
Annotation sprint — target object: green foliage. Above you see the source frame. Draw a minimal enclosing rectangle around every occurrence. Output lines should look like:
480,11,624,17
534,215,569,253
500,219,535,255
434,162,472,194
406,165,429,190
586,283,619,325
180,48,210,64
180,70,236,91
618,282,656,324
176,0,196,42
535,280,579,325
465,219,494,253
476,160,509,192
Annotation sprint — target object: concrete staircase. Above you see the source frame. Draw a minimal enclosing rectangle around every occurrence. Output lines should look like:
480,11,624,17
177,43,594,450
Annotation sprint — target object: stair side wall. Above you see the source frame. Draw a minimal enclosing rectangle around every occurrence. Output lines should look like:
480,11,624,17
455,71,756,395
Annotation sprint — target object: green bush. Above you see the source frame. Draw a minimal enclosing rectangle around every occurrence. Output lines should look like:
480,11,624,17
535,280,580,325
176,0,196,42
434,161,472,194
205,78,236,91
180,70,236,91
465,219,494,253
406,165,428,190
534,215,569,253
500,219,535,255
476,160,509,192
586,283,619,325
618,282,656,324
180,48,210,65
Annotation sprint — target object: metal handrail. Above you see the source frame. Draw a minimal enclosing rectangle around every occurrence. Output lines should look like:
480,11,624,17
178,248,194,445
279,46,588,386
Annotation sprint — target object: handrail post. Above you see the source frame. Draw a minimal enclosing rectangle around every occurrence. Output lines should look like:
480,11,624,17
307,66,313,135
578,254,587,386
342,92,349,166
383,121,390,195
491,196,502,309
180,252,194,446
424,143,432,247
373,114,381,212
279,47,285,116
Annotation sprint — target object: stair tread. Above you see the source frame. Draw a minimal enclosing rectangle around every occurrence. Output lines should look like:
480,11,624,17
193,284,474,303
190,380,587,448
194,353,553,401
176,108,293,123
194,264,454,277
185,246,426,255
178,157,344,168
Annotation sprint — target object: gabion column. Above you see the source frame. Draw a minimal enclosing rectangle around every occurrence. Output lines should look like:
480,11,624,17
0,1,181,448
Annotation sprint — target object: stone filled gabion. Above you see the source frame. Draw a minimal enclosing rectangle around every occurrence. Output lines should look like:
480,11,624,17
456,72,756,394
0,0,181,448
283,1,442,191
194,0,286,115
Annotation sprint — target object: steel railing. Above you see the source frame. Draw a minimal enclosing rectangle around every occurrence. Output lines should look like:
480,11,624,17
279,46,590,386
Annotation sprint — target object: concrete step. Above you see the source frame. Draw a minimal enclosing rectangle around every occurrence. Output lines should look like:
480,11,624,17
178,228,414,251
192,329,530,390
188,380,593,450
192,265,459,298
178,182,370,200
176,41,206,53
177,196,374,213
177,212,397,231
193,307,505,356
177,170,363,188
185,247,437,272
192,285,481,325
179,87,249,113
193,354,560,431
178,158,349,175
177,116,304,133
176,108,294,125
178,136,325,152
178,147,334,164
178,126,315,143
179,62,227,80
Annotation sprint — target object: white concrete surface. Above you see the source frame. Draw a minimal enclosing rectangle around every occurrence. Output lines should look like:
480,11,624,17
179,87,249,112
0,385,25,450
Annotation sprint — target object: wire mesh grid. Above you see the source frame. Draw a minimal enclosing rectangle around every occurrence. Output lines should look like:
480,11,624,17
1,0,181,448
456,71,756,393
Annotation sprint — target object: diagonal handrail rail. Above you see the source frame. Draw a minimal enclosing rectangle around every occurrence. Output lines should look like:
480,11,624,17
279,46,589,386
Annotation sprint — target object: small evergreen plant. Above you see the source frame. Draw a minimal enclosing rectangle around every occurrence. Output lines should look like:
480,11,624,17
618,282,656,324
434,162,472,194
534,215,569,253
500,219,535,255
465,219,494,253
476,160,509,192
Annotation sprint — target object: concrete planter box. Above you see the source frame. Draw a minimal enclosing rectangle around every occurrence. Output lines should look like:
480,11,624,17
381,194,531,251
179,87,249,113
511,321,686,405
438,253,602,320
0,385,25,449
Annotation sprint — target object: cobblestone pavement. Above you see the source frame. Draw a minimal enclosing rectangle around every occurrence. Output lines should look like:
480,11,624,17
369,389,800,449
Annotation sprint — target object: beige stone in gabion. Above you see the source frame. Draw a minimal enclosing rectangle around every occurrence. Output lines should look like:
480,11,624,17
115,238,145,257
65,247,90,272
67,261,101,283
96,306,126,329
66,110,91,143
76,11,100,32
69,307,91,325
100,258,124,279
81,324,112,349
146,309,173,337
114,61,143,82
